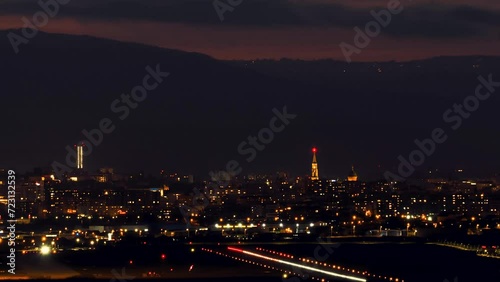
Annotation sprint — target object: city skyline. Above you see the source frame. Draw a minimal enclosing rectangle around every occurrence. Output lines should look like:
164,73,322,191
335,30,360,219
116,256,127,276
11,144,496,183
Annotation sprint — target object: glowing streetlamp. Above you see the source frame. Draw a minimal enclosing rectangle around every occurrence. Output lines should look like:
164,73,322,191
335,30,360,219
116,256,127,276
40,246,51,255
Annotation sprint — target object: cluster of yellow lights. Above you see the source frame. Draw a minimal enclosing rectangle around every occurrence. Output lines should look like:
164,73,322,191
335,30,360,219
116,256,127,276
214,223,255,229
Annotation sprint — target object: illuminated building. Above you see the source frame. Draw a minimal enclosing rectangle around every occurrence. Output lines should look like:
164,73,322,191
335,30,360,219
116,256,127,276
76,144,84,169
311,148,319,181
18,176,47,218
347,165,358,182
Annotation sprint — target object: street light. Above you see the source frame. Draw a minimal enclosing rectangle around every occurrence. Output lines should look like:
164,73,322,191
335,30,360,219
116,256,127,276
40,245,51,255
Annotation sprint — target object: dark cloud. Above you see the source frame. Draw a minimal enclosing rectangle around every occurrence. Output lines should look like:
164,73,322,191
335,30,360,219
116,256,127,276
1,0,499,38
382,5,493,38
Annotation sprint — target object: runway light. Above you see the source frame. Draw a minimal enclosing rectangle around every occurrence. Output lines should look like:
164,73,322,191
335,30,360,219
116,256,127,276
40,246,51,255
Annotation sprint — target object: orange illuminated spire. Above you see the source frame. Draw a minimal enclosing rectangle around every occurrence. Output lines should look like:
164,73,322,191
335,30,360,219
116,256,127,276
311,147,319,181
347,165,358,182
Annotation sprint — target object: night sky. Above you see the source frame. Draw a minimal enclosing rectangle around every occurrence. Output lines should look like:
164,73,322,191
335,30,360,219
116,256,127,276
1,0,500,61
2,0,500,180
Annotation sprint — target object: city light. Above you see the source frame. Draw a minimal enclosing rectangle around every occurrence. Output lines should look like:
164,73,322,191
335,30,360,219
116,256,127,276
40,246,51,255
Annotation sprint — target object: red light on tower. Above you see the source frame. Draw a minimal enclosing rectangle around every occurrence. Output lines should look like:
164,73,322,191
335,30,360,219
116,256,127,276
312,147,317,153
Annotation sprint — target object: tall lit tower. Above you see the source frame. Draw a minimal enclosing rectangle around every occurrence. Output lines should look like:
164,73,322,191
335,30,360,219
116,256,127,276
311,147,319,181
76,144,84,169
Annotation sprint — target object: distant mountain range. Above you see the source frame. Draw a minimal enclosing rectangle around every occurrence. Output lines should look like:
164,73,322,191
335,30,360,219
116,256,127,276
2,29,500,180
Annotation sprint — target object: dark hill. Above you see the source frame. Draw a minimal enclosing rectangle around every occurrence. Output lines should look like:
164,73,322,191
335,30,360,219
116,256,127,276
1,30,500,179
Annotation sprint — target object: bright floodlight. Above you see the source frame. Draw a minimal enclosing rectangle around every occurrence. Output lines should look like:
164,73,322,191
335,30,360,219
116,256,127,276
40,245,51,255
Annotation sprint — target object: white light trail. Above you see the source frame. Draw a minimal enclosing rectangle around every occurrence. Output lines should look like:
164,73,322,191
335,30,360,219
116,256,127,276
227,247,366,282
